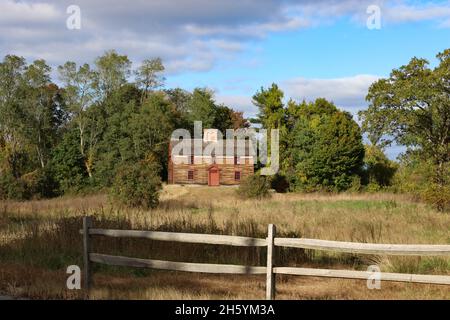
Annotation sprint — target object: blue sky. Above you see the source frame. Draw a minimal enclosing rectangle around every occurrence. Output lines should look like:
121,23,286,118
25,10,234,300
168,17,449,112
1,0,450,158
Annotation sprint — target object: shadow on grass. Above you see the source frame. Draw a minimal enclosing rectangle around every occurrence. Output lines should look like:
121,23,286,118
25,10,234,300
3,210,446,299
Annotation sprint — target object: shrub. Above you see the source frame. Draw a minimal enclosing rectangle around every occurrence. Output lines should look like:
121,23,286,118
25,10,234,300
391,155,450,211
270,174,289,193
237,174,271,199
0,171,27,200
348,175,362,193
365,182,381,193
111,159,162,209
421,184,450,212
361,145,397,187
20,167,60,199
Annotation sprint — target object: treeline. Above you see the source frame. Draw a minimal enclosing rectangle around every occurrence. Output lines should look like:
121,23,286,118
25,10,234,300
252,49,449,211
0,50,247,200
0,49,448,211
251,85,397,193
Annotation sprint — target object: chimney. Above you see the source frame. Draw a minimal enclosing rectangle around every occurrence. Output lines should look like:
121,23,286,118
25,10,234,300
203,129,218,142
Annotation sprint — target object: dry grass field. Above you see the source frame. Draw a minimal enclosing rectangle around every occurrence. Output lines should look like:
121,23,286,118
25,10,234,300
0,185,449,299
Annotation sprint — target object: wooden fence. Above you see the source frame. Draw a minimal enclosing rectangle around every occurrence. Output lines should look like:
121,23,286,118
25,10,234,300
81,216,450,299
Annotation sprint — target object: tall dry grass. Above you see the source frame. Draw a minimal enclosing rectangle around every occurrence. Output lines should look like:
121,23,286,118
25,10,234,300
0,185,449,299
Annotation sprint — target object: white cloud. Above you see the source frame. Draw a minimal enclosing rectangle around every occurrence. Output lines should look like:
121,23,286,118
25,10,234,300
0,1,60,25
0,0,310,73
384,4,450,24
216,94,256,117
1,0,449,75
282,74,381,114
184,16,309,38
215,74,380,118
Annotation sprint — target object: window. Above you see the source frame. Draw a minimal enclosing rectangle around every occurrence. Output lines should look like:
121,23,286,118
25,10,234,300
188,170,194,180
190,155,194,164
234,171,241,181
234,156,239,165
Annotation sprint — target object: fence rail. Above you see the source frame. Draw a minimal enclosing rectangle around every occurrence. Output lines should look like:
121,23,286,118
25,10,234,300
273,267,450,285
90,253,266,274
88,228,267,247
274,238,450,256
81,216,450,300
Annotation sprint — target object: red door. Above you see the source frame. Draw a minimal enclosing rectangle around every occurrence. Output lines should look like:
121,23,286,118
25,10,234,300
208,167,220,186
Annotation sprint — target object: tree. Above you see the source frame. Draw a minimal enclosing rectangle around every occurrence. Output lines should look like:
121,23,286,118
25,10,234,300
58,61,97,178
165,88,190,112
135,58,165,103
252,83,285,129
23,60,66,168
362,144,397,187
93,84,141,185
94,50,131,100
230,110,249,129
187,88,217,129
0,56,65,178
359,49,450,188
130,92,176,179
252,84,289,176
213,104,235,133
50,128,88,193
165,88,191,128
0,55,30,178
289,99,365,191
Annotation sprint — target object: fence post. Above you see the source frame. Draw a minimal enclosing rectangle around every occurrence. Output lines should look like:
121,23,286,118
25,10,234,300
266,224,276,300
83,216,92,299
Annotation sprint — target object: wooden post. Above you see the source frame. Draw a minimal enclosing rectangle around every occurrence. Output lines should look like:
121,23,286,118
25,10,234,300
83,216,92,299
266,224,276,300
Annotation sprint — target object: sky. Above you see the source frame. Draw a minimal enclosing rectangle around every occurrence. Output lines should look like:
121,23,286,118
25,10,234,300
1,0,450,159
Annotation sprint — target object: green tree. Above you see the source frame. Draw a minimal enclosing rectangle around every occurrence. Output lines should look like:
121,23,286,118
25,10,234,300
0,55,28,178
135,58,165,103
213,104,235,133
50,128,88,193
359,49,450,188
187,88,217,129
362,144,397,187
252,83,285,130
130,92,176,179
165,88,191,129
252,84,291,178
165,88,191,114
93,84,141,185
58,61,97,178
289,99,365,191
94,50,131,100
23,60,66,168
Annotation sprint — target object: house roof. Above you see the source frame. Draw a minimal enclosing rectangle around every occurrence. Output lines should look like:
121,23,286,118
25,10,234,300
170,139,256,157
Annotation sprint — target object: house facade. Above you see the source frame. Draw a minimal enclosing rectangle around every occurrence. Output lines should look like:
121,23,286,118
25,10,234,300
168,129,255,186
